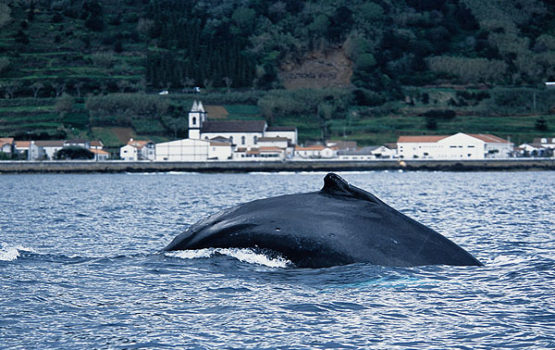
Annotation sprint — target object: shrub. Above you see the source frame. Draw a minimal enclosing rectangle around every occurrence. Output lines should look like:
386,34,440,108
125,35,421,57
419,109,456,119
0,3,11,29
535,117,548,131
427,56,507,84
86,93,169,126
353,89,385,106
85,16,104,32
489,88,555,114
425,117,438,130
51,12,63,23
90,52,115,68
54,147,94,160
0,57,9,75
14,30,30,44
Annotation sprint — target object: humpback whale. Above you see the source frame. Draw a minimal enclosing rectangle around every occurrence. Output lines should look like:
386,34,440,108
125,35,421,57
164,173,482,268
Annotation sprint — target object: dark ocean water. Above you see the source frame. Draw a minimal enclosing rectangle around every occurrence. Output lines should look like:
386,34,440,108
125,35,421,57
0,171,553,349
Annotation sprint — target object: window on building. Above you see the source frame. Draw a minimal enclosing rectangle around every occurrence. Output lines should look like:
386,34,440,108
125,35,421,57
254,136,258,144
230,136,233,144
241,136,245,145
192,117,196,125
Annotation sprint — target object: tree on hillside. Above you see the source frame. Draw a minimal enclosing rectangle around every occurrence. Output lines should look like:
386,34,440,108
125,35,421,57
55,93,75,121
73,81,84,98
535,117,548,131
0,56,9,75
3,82,20,99
30,82,44,99
0,3,11,29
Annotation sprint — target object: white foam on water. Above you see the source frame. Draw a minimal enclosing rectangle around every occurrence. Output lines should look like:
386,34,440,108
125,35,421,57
489,254,528,267
0,243,35,262
166,248,291,268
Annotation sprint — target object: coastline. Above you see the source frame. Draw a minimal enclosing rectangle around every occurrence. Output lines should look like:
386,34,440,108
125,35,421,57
1,158,554,174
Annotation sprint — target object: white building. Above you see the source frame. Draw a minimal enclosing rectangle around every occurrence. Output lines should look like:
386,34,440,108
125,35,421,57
64,139,90,149
264,126,298,145
155,138,209,161
120,139,156,161
397,133,513,159
208,140,233,160
233,146,285,161
200,120,267,148
257,137,289,149
294,145,337,159
90,140,104,150
29,140,65,160
533,137,555,150
14,141,30,157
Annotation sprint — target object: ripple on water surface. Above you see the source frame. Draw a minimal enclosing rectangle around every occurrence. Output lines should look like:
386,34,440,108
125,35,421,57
0,171,554,349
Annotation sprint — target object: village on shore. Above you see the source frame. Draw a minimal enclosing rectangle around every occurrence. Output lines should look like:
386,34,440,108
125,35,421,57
1,100,554,163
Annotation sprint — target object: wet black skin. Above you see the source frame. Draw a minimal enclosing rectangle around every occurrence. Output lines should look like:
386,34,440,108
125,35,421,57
164,173,483,268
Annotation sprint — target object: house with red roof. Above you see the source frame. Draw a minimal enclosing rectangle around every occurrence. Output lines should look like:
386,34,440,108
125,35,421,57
397,132,513,160
0,137,14,154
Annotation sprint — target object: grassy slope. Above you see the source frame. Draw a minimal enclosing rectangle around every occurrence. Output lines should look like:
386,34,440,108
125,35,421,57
0,2,553,147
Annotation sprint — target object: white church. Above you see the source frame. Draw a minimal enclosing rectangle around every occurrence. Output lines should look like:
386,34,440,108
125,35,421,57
155,101,298,161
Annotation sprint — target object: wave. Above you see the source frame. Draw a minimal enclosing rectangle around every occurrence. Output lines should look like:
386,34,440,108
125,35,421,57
165,248,292,268
0,243,35,262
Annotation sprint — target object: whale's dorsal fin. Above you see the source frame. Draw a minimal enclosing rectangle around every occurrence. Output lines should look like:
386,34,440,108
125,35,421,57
321,173,384,204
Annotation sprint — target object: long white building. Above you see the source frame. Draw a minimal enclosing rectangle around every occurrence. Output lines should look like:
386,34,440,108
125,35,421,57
397,133,513,159
155,138,232,161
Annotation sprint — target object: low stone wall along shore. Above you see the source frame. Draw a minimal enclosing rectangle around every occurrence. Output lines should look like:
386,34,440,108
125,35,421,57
1,159,554,173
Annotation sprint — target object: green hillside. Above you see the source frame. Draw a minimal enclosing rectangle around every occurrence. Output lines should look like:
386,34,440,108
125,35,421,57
0,0,554,148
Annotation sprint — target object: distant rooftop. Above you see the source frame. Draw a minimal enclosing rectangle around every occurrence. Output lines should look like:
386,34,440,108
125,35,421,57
398,135,448,143
34,140,65,147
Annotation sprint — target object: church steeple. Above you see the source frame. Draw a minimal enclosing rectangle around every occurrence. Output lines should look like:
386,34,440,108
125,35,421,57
188,100,207,139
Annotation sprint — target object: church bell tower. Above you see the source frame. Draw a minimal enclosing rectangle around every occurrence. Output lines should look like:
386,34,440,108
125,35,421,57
188,100,206,139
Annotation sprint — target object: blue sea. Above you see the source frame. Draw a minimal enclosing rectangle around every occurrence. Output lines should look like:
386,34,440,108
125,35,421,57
1,171,554,349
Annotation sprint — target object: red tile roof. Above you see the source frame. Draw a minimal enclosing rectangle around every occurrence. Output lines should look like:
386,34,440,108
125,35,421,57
90,149,109,155
295,145,326,151
15,141,30,148
397,136,448,143
0,137,14,145
259,146,284,152
127,139,152,149
468,134,510,143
